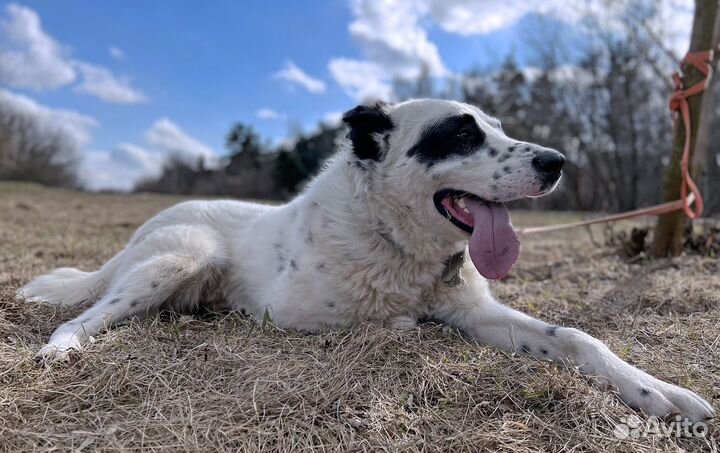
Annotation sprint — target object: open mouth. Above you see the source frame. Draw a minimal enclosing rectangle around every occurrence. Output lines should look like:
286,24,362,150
433,189,483,234
432,188,520,280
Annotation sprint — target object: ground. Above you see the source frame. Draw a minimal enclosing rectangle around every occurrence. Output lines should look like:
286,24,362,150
0,181,718,453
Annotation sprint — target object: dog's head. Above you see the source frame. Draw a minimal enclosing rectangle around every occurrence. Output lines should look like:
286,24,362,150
342,98,564,279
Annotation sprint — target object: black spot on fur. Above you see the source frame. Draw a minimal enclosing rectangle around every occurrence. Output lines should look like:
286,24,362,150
525,146,531,152
343,102,394,161
546,326,558,336
352,160,368,172
540,348,549,355
490,184,498,192
520,344,531,354
407,114,485,166
130,300,140,307
316,263,325,270
487,147,498,157
306,231,313,244
492,171,501,180
640,388,651,397
498,153,511,163
310,202,319,208
321,216,336,227
503,165,511,173
508,145,516,152
108,298,121,305
326,301,335,308
151,281,159,289
289,259,298,270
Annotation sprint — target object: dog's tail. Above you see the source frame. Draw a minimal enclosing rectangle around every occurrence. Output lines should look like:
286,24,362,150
17,250,124,306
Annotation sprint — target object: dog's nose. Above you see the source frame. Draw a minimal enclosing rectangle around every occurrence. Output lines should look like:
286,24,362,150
531,150,565,178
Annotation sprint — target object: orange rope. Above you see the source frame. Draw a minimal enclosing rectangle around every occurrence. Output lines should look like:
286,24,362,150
518,49,714,235
670,49,712,218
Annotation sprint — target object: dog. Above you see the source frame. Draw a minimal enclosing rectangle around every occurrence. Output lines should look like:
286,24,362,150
19,99,714,423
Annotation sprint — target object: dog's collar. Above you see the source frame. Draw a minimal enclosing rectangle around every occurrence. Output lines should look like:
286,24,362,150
441,250,465,287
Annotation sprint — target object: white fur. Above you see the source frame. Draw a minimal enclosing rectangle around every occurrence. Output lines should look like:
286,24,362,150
19,99,714,422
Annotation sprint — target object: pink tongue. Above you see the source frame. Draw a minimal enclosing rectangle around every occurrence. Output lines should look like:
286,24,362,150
464,199,520,280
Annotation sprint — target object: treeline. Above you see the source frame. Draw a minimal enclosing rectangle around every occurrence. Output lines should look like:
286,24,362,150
0,98,79,189
135,122,343,200
2,3,718,215
135,49,720,214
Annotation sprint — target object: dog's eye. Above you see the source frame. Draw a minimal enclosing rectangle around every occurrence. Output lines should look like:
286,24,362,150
457,129,473,139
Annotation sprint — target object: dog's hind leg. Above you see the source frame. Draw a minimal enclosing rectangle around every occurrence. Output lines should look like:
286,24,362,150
37,225,227,362
17,250,124,306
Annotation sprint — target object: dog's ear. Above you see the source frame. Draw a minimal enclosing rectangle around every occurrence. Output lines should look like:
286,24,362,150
342,102,394,161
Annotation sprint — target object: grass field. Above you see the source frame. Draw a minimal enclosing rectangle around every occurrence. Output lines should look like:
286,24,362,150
0,181,718,453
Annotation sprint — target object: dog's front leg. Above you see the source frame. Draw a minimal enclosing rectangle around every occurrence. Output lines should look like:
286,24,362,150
433,279,715,422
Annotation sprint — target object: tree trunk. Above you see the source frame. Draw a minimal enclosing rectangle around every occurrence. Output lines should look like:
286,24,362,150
691,9,720,213
651,0,719,257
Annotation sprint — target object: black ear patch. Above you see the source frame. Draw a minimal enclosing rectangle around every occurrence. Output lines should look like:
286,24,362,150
342,102,394,161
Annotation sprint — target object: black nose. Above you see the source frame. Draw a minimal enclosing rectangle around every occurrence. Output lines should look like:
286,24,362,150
531,150,565,177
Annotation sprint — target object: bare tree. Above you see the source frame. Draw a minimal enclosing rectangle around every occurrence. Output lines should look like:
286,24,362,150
0,107,79,188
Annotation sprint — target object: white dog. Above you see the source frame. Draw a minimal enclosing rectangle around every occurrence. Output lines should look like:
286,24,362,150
19,99,714,422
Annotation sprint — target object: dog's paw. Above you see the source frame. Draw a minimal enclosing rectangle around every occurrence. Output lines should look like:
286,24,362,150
35,343,76,364
389,315,417,331
620,376,715,423
35,332,84,364
15,288,45,304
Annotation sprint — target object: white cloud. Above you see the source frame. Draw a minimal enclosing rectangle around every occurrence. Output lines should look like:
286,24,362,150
274,61,327,94
256,108,285,120
145,118,218,166
329,0,446,102
74,62,147,104
425,0,692,56
0,89,96,148
321,110,343,126
108,46,125,60
81,144,162,192
347,0,446,79
426,0,559,36
328,58,393,102
328,0,449,101
0,3,76,89
0,4,146,104
83,119,218,191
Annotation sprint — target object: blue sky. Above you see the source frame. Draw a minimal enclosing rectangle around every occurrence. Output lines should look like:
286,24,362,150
0,0,692,190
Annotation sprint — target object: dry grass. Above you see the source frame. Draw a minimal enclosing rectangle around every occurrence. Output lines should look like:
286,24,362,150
0,181,718,453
